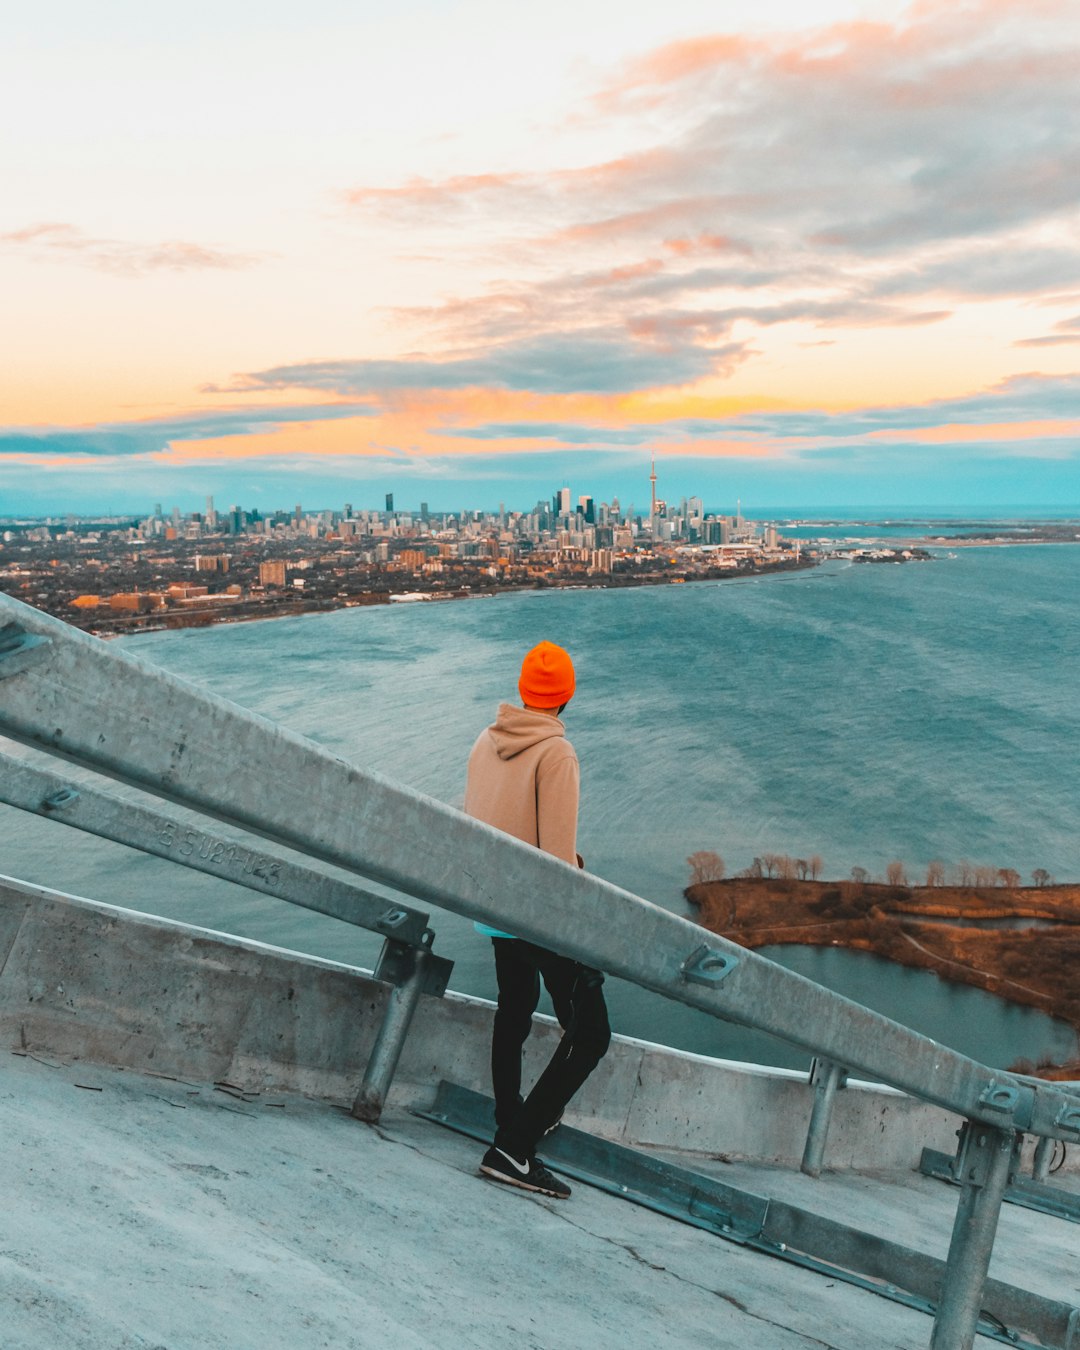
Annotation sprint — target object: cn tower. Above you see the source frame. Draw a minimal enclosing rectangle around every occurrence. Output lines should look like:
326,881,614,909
650,453,658,526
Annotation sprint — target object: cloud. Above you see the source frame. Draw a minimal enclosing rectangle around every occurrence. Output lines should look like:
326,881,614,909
341,0,1080,362
873,246,1080,303
419,372,1080,456
0,403,376,458
1,223,260,276
349,2,1080,266
232,332,749,397
431,422,656,445
1013,313,1080,347
721,372,1080,439
1014,335,1080,348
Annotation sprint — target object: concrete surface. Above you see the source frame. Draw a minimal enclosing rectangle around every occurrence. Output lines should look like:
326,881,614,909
1,873,1078,1349
0,1050,1040,1350
0,874,974,1172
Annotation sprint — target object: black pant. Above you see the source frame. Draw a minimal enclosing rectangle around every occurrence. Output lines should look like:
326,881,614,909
491,937,611,1159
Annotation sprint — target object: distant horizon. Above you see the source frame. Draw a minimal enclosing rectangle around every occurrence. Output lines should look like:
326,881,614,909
5,501,1080,525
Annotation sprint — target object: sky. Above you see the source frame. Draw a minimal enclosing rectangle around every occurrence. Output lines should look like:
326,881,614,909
2,0,1079,516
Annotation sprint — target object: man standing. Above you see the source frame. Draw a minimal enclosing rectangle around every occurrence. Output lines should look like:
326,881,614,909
464,640,610,1199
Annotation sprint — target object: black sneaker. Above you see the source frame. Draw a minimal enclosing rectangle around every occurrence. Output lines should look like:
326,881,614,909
479,1146,571,1199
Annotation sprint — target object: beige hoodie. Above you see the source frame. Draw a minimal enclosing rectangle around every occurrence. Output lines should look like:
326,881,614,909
464,703,579,866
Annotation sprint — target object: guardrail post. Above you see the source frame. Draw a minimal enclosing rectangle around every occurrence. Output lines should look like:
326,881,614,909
351,933,436,1124
801,1057,847,1177
1032,1135,1054,1182
929,1123,1019,1350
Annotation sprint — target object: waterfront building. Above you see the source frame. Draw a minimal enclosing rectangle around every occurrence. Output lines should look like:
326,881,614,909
259,561,287,588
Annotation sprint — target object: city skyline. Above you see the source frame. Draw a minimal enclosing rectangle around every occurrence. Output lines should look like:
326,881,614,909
3,0,1080,515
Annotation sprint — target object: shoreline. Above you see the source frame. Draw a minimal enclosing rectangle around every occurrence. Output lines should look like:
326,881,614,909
98,556,820,641
685,876,1080,1077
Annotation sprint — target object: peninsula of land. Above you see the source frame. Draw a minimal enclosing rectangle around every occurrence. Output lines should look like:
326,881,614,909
685,876,1080,1078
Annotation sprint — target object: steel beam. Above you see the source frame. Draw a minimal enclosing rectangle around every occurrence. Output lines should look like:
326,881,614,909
352,936,434,1122
0,751,431,946
1032,1136,1054,1183
1,596,1078,1147
930,1124,1020,1350
801,1057,848,1177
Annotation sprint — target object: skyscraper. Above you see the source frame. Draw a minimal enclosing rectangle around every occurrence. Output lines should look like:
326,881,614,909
386,492,394,514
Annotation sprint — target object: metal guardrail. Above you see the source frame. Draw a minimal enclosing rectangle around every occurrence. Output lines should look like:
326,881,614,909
428,1082,1080,1350
0,749,452,1121
0,593,1076,1350
0,752,431,943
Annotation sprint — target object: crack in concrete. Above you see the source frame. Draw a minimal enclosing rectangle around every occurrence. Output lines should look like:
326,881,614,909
369,1121,850,1348
546,1204,841,1349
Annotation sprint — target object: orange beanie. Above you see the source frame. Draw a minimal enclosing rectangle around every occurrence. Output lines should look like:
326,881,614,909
519,641,575,709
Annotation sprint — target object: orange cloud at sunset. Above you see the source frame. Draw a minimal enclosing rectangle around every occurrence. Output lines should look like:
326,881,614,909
2,0,1079,511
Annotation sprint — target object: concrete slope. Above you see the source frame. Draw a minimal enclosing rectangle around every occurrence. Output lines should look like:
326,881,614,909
0,1051,1007,1350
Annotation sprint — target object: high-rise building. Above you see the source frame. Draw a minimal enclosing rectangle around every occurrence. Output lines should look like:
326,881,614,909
420,502,429,523
259,560,287,588
556,486,571,517
578,495,595,525
386,493,395,514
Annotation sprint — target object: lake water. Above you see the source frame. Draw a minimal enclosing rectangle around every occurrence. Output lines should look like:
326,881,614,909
3,542,1078,1072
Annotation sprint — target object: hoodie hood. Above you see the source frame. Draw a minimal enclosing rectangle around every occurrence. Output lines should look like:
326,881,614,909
488,702,566,761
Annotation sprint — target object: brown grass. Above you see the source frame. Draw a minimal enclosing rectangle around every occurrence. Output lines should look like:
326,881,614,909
685,878,1080,1078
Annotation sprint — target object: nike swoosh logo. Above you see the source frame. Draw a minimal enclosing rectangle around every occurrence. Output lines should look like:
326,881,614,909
496,1149,530,1175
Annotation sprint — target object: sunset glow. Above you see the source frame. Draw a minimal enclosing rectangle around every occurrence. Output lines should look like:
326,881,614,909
3,0,1079,512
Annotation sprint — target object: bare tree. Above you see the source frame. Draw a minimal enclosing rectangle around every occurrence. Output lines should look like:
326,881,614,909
997,868,1021,889
973,865,996,888
850,866,869,884
760,853,780,878
796,858,809,881
809,854,824,881
687,851,726,885
776,854,798,880
925,860,946,887
1032,868,1052,888
748,857,764,878
954,859,974,887
885,860,907,887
